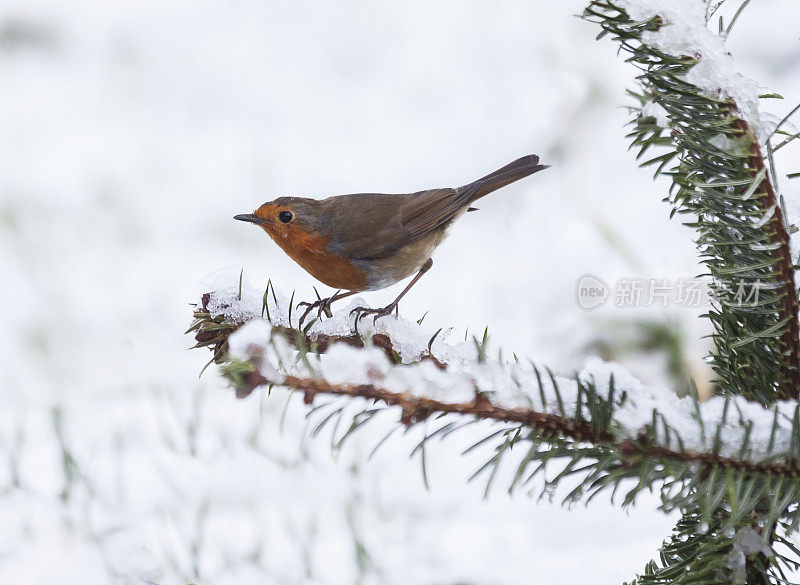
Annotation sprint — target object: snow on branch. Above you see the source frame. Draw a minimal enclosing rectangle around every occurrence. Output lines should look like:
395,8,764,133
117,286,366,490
584,0,800,403
190,270,800,493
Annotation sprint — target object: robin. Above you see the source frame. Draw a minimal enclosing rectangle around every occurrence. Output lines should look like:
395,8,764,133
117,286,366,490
235,154,548,327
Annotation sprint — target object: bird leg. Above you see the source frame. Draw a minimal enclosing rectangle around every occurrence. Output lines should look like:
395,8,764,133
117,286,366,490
351,258,433,325
298,290,358,329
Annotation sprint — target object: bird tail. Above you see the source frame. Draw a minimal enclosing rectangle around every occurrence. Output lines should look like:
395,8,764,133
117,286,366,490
464,154,549,202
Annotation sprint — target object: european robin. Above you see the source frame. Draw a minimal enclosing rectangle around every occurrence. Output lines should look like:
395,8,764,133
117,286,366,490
235,154,548,326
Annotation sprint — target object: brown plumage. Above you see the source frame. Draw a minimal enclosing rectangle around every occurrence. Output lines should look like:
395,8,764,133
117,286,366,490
235,154,548,323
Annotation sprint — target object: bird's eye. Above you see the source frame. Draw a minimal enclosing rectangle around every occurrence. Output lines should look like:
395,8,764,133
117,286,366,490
278,211,293,223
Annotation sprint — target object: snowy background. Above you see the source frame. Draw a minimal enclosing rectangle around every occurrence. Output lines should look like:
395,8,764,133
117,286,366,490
2,0,799,583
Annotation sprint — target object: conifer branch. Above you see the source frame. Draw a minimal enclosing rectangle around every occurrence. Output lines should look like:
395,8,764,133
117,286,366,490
580,3,800,582
191,279,800,478
188,296,446,373
583,0,800,403
226,367,800,478
203,305,800,536
190,270,800,583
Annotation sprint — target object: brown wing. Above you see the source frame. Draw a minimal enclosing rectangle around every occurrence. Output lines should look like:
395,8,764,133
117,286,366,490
395,186,477,248
316,192,410,260
315,188,476,260
317,155,547,260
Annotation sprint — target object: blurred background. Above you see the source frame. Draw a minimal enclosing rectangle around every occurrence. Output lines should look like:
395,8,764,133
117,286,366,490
1,0,799,583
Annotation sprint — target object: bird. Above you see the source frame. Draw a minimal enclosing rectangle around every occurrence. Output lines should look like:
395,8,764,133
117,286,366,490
235,154,548,327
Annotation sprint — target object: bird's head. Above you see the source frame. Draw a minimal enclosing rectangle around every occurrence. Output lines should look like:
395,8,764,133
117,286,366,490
235,196,322,242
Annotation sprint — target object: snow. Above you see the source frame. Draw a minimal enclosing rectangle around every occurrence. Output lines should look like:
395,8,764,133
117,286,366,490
641,100,670,128
752,204,777,229
619,0,764,130
227,319,286,385
618,0,800,316
583,357,798,459
314,299,469,362
708,132,735,152
727,526,772,582
200,266,289,325
224,272,798,462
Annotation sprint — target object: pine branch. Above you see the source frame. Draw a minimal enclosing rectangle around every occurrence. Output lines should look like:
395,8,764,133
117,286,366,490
583,0,800,403
227,366,800,478
188,294,446,384
191,276,800,489
631,509,778,585
579,6,800,581
190,270,800,582
208,306,800,533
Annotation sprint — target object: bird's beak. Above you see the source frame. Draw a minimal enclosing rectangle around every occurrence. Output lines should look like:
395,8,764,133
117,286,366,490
234,213,264,224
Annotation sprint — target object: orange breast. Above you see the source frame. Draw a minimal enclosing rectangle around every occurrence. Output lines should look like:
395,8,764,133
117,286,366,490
268,226,369,291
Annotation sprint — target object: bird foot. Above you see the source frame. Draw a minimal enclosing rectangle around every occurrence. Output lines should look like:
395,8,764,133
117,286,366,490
350,304,397,327
297,297,334,329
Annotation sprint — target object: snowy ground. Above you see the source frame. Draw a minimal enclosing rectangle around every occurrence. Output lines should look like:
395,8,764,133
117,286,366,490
1,0,799,583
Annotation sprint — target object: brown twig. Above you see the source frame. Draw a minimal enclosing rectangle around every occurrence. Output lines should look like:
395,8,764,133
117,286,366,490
735,119,800,399
236,369,800,477
190,292,800,474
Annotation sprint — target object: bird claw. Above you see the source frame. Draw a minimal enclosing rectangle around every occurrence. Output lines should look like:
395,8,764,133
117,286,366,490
297,297,332,329
350,305,396,327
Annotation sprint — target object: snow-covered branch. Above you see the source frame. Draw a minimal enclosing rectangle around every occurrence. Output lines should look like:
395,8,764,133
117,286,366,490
188,267,800,582
191,269,800,473
585,0,800,403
